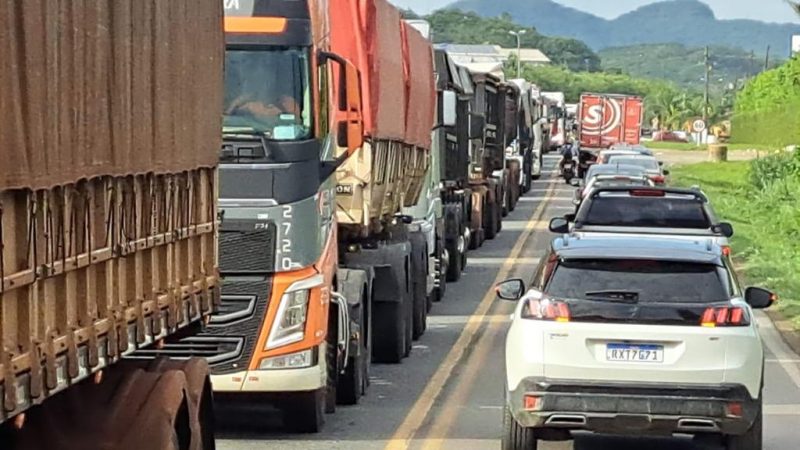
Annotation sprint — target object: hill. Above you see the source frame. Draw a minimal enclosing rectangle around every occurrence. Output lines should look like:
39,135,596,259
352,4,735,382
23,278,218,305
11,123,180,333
419,9,600,71
599,44,782,93
448,0,800,55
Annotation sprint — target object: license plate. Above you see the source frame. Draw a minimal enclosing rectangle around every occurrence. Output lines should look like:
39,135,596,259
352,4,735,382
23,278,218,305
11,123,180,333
606,344,664,363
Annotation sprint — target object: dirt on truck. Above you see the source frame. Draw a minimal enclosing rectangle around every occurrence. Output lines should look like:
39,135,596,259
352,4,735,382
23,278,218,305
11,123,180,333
0,1,223,448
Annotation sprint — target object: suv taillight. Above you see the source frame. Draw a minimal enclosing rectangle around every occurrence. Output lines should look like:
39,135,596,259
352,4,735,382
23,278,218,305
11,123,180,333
522,299,571,322
701,306,749,327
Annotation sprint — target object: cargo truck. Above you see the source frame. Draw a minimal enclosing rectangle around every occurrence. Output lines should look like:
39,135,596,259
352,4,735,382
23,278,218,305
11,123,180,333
158,0,437,433
0,1,223,448
578,93,645,149
542,91,567,152
460,68,505,243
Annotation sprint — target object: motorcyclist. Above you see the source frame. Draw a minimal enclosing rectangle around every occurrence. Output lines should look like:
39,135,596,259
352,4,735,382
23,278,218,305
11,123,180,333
559,136,579,172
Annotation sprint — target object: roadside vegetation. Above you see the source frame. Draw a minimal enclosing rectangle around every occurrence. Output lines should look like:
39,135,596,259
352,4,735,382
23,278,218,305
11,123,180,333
644,142,770,152
671,152,800,329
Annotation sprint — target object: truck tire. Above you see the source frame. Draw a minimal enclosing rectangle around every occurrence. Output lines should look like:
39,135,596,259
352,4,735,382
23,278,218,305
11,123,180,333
324,332,338,414
373,301,405,363
725,402,762,450
337,290,367,405
485,201,499,240
502,404,539,450
501,187,509,217
445,205,463,282
409,235,428,341
284,389,326,433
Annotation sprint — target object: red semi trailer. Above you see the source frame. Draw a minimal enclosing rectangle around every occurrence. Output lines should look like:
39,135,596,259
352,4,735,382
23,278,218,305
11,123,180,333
579,93,644,148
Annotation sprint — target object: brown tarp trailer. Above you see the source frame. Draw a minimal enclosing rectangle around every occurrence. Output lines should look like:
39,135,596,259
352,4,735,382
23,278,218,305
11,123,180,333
0,0,224,191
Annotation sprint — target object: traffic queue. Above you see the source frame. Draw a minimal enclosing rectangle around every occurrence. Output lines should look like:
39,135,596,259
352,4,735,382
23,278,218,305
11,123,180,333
496,94,776,450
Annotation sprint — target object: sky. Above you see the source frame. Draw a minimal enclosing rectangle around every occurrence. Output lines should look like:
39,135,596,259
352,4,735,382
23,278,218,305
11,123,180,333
392,0,800,24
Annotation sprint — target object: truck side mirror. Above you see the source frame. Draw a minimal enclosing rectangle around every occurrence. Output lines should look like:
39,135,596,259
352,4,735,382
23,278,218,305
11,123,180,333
442,90,457,128
319,51,364,157
469,113,485,139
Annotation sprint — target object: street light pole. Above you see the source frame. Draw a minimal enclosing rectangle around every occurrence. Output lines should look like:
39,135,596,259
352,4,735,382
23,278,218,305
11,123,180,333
508,30,526,78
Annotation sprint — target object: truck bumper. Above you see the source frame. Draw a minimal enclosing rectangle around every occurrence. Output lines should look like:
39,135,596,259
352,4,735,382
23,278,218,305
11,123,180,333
210,344,326,393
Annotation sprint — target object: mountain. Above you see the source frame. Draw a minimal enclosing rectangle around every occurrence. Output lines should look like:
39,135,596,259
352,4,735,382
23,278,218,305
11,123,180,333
600,44,782,93
448,0,800,55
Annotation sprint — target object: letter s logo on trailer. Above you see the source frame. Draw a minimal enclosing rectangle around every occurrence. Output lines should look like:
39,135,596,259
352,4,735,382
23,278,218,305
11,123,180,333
581,98,622,137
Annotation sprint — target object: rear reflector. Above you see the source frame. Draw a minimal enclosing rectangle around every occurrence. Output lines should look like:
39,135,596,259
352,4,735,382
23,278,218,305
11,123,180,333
725,402,743,418
650,175,666,184
701,306,749,327
523,395,541,411
630,189,665,197
722,246,732,256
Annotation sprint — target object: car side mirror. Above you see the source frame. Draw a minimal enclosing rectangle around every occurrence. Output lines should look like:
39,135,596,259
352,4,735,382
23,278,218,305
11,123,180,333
713,222,734,238
549,217,569,234
658,161,664,166
496,279,526,301
663,169,670,176
564,213,576,222
745,287,776,309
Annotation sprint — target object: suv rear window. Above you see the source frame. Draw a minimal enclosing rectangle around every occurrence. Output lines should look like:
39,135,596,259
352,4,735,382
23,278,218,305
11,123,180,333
582,195,711,228
546,259,729,304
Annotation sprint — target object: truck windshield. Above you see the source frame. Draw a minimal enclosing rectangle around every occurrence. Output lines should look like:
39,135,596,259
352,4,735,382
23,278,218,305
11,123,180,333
223,47,312,140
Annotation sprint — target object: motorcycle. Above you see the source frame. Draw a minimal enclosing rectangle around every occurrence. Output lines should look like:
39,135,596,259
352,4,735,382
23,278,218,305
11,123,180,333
560,155,577,183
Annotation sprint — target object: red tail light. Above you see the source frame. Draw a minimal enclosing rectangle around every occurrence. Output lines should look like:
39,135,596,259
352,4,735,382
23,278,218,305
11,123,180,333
630,189,665,197
649,175,666,184
701,306,749,327
722,246,732,256
522,299,571,322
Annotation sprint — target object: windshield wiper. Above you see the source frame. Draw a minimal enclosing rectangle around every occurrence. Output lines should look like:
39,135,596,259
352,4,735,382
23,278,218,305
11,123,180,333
584,290,640,304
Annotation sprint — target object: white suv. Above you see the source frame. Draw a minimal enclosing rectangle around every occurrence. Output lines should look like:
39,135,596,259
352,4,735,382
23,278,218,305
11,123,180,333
497,235,775,450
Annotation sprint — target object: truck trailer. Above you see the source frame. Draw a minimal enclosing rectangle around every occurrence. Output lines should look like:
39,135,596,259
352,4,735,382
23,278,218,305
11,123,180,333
578,93,645,149
0,1,223,448
542,91,567,152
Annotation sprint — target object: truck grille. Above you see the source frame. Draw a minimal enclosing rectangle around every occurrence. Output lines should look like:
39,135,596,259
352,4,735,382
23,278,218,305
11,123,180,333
133,278,272,374
219,221,277,273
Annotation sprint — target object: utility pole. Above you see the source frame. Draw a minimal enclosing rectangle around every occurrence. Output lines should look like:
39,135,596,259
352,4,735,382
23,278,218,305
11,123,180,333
508,30,526,78
764,45,771,71
703,46,710,123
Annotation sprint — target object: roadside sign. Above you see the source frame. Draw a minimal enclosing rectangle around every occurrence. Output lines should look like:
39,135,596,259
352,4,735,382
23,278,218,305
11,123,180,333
692,119,706,133
792,34,800,57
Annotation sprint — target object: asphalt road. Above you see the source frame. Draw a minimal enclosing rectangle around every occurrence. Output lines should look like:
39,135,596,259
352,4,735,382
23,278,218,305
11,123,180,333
217,155,800,450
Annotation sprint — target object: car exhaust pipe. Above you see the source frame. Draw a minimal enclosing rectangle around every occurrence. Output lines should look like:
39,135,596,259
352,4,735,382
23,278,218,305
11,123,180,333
677,418,719,431
545,415,587,427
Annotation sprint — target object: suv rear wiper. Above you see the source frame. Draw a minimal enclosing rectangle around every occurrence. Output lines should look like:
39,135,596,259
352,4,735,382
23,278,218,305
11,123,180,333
584,290,640,304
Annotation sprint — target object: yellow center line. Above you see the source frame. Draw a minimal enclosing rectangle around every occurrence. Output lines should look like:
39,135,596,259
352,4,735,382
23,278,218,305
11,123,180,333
383,179,558,450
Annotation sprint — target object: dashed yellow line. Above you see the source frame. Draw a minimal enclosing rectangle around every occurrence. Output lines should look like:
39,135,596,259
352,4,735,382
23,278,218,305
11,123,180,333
383,180,557,450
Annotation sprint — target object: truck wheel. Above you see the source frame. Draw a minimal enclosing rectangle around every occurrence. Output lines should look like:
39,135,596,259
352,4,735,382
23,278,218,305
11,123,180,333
284,389,326,433
372,301,405,363
338,296,366,405
324,335,338,414
485,201,499,240
502,404,538,450
502,188,509,217
411,247,428,340
725,402,762,450
445,212,463,283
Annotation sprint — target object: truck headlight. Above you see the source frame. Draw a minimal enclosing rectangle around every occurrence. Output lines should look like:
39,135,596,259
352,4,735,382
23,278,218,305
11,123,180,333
266,274,324,350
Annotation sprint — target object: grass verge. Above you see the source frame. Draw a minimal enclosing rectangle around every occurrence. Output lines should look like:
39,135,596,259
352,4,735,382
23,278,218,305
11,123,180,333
645,141,774,152
672,162,800,330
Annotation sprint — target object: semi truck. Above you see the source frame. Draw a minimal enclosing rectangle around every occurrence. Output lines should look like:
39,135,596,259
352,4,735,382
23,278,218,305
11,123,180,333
578,93,645,148
159,0,438,433
0,1,223,448
542,91,567,152
507,79,545,195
